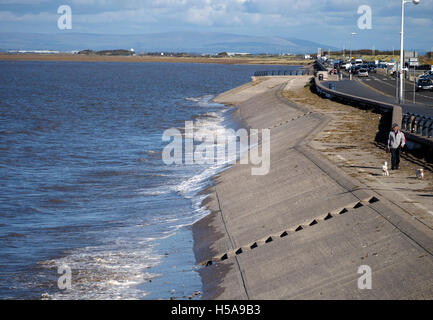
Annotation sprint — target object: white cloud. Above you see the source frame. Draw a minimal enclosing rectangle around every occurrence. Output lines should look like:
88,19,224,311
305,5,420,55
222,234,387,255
0,0,50,3
0,10,54,22
74,8,157,24
0,0,432,49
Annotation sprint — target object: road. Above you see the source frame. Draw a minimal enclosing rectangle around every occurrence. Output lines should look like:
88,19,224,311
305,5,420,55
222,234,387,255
324,73,433,117
364,71,433,106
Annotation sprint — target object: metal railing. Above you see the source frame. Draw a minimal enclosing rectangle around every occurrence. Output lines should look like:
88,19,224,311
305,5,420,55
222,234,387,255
402,114,433,138
314,75,433,148
315,60,328,72
254,70,312,77
314,76,394,112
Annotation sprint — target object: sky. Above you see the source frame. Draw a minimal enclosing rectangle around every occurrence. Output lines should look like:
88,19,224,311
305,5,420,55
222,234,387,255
0,0,432,50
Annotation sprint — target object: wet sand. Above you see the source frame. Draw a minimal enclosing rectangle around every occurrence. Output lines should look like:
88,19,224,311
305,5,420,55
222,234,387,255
0,54,313,66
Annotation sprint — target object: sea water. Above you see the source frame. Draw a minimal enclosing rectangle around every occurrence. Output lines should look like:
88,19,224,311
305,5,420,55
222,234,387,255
0,61,301,299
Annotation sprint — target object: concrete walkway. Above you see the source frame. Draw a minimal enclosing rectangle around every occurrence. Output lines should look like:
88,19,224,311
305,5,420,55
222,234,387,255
193,76,433,300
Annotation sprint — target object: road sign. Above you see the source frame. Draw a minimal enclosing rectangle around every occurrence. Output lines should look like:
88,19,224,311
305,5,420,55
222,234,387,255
409,57,419,67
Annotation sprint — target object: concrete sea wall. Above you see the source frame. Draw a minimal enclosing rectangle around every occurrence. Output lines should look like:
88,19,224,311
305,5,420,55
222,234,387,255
192,76,433,300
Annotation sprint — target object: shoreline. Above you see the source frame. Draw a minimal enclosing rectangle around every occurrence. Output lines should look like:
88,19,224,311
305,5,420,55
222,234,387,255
147,95,249,301
0,54,314,66
192,76,314,299
192,76,433,300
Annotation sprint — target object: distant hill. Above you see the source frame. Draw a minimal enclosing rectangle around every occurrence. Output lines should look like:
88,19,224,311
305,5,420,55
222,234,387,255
78,49,134,56
0,31,337,54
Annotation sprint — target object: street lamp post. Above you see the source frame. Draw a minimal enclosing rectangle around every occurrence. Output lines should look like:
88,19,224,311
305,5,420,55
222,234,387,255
349,32,357,62
399,0,420,104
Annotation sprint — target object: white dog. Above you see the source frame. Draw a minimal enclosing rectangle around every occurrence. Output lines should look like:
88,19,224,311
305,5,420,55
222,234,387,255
382,162,389,176
416,169,424,180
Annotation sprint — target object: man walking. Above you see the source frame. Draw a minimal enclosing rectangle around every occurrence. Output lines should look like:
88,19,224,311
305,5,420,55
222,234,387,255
387,123,406,170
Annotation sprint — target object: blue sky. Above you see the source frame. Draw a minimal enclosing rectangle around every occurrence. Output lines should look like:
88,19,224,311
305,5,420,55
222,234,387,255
0,0,432,50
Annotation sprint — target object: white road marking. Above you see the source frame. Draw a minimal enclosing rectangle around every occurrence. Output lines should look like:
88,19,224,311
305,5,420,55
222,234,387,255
369,75,433,101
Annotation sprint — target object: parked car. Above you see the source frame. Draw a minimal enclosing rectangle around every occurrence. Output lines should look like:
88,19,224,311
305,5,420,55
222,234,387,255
358,68,369,77
354,59,363,66
416,78,433,92
420,73,433,81
350,65,362,74
366,63,377,73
